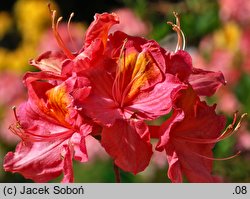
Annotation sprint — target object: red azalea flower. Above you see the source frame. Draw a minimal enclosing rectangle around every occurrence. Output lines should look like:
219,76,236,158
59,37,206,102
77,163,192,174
164,13,226,96
62,12,185,173
155,87,244,182
29,11,119,77
4,9,244,183
165,50,226,97
4,73,92,182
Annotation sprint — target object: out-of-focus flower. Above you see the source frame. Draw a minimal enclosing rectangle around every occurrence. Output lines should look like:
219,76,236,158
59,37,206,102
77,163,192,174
0,72,24,106
239,28,250,73
0,72,25,145
0,103,22,145
213,22,241,52
236,122,250,151
219,0,250,24
109,8,149,36
38,22,85,53
216,87,241,114
0,12,12,39
85,136,109,161
190,22,244,114
0,0,58,72
14,0,54,43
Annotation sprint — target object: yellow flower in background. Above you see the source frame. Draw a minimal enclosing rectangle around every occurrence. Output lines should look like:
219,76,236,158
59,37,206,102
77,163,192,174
0,0,58,72
14,0,57,43
0,12,12,39
214,21,241,52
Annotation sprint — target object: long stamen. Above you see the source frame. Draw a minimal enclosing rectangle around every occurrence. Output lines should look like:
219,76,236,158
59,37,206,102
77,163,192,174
12,106,19,123
174,113,247,144
48,4,75,59
112,39,128,104
9,106,23,139
192,150,241,161
120,45,127,95
167,12,186,52
67,12,78,52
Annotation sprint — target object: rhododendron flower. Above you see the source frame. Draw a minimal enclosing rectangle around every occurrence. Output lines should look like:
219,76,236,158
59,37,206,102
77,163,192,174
3,9,245,183
165,50,226,96
29,11,119,77
4,73,92,182
155,87,244,182
79,28,185,174
34,11,186,174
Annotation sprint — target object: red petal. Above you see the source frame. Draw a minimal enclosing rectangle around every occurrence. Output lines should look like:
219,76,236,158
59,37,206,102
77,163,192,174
61,145,74,183
4,140,72,182
127,73,186,120
84,13,119,49
165,147,183,183
189,68,226,96
157,87,226,182
29,51,68,75
165,50,193,82
101,119,152,174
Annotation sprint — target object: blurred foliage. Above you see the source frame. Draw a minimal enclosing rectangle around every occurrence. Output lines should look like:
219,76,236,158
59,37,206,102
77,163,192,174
235,74,250,114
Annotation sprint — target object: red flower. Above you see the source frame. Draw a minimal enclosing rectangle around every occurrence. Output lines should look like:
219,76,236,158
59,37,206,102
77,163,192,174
165,50,226,97
29,11,119,77
4,73,92,182
74,18,185,173
155,87,242,182
4,10,243,183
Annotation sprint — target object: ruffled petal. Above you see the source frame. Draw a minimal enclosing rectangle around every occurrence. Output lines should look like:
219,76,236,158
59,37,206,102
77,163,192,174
84,13,119,49
4,140,72,182
71,132,89,162
156,87,226,182
29,51,68,75
165,148,183,183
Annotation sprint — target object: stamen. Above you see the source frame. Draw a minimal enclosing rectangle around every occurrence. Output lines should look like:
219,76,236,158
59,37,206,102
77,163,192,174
174,112,247,144
192,150,241,161
9,106,24,139
12,106,19,123
48,4,75,60
121,44,127,94
67,12,78,52
167,12,186,52
112,39,128,104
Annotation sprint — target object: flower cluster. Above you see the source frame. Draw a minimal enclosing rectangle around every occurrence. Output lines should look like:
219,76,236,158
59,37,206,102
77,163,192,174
3,10,244,183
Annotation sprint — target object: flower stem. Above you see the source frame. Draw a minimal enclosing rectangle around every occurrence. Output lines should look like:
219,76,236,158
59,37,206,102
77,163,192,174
113,162,121,183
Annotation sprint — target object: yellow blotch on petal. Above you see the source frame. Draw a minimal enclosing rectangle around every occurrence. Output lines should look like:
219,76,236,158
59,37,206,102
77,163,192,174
116,50,160,105
45,85,72,126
